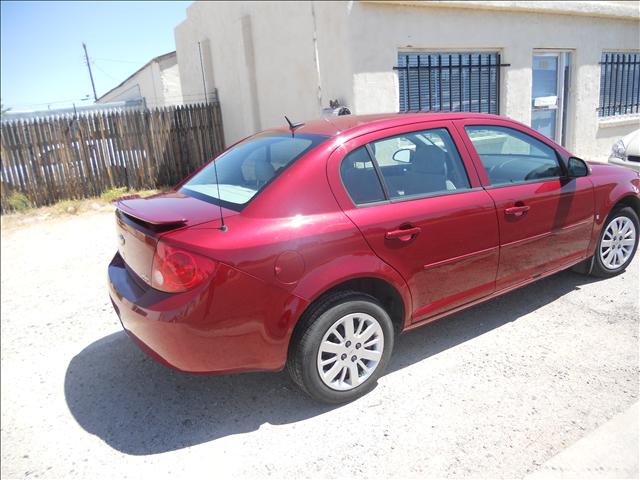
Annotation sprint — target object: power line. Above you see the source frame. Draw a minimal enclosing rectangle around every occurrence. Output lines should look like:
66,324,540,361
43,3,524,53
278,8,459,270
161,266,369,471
92,57,146,65
6,91,213,110
6,92,211,110
91,61,120,82
7,97,92,109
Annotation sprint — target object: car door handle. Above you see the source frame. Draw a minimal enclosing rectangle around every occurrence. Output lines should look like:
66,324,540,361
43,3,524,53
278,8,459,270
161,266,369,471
504,205,531,217
385,226,422,241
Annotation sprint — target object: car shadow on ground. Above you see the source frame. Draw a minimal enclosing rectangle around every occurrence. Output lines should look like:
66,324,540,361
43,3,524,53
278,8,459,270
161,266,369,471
64,269,600,455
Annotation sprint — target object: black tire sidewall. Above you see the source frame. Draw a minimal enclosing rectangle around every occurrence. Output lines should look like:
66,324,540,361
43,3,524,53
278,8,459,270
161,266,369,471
298,296,394,404
593,206,639,277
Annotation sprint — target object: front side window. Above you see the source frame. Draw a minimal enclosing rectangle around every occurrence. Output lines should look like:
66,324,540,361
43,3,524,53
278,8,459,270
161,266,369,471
180,133,327,210
369,128,471,200
465,125,562,186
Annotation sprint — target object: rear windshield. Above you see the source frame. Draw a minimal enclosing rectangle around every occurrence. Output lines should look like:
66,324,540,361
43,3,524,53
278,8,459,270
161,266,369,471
179,132,328,210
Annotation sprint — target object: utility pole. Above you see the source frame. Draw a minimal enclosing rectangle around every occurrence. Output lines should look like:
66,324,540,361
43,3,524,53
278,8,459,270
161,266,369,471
82,42,98,101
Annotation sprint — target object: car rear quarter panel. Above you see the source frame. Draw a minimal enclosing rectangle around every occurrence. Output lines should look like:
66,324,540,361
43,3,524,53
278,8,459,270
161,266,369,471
160,140,412,370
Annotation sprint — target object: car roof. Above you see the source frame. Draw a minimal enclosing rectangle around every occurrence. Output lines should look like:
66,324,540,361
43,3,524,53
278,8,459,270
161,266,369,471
266,112,504,140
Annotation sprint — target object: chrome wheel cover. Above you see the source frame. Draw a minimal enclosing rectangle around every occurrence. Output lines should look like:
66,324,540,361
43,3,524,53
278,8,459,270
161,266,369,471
316,313,384,391
600,216,637,270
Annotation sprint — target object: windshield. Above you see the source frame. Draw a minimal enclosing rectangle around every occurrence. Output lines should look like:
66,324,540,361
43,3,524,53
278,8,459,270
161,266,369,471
179,132,328,210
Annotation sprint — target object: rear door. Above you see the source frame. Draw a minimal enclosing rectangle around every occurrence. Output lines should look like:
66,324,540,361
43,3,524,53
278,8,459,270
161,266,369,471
327,121,500,322
454,118,594,290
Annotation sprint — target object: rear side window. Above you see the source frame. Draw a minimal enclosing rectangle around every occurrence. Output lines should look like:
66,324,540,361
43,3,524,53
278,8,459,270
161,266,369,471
369,128,471,199
180,132,327,210
340,147,386,205
465,126,563,186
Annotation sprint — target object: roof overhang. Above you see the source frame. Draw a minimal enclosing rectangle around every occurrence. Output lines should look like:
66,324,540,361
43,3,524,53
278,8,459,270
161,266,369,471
96,51,177,103
362,1,640,21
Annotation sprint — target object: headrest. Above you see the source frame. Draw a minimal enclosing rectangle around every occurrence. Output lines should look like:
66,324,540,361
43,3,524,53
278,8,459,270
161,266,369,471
255,158,275,182
412,144,446,174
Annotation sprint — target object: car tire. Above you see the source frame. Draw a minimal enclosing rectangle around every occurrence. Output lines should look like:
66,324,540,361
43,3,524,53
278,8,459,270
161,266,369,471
591,206,639,278
287,291,395,404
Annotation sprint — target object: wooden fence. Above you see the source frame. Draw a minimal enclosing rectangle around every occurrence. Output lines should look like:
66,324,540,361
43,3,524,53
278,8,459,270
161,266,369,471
0,101,225,212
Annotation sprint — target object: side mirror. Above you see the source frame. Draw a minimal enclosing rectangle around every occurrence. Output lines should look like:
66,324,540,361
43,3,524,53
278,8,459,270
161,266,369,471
567,157,589,178
392,148,413,163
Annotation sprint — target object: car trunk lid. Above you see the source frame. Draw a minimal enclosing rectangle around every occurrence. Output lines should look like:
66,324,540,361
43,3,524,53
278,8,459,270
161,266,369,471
114,191,238,286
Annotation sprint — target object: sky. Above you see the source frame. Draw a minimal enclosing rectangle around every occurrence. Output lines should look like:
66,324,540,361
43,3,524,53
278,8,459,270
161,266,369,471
1,1,191,112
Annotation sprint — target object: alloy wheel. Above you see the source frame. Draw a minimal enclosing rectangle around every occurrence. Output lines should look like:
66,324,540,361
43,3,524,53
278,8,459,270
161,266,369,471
599,216,637,270
316,313,384,391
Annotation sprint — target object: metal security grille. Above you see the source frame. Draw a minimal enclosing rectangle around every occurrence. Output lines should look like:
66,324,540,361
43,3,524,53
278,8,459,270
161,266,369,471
395,52,509,114
599,52,640,117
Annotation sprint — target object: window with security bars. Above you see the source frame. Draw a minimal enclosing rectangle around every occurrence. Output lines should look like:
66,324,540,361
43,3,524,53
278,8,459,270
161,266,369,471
599,52,640,117
396,52,505,114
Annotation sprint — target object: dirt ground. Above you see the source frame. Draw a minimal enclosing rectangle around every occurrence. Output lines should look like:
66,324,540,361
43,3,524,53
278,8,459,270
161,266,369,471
1,210,638,479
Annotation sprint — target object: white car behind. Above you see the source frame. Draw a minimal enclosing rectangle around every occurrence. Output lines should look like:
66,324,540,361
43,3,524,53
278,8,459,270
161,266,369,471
609,129,640,172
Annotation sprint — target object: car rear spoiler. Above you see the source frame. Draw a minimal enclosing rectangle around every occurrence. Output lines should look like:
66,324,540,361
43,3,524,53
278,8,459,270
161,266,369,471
115,198,187,229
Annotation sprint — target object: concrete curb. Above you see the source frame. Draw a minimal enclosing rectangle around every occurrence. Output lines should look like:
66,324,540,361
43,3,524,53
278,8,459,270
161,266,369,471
526,403,639,479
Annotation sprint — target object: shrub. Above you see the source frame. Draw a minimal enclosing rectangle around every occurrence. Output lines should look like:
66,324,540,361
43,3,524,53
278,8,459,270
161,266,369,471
100,187,129,203
6,191,31,212
55,200,81,215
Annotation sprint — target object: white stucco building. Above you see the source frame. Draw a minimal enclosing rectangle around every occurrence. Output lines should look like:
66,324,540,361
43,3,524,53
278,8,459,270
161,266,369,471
96,51,183,108
175,1,640,160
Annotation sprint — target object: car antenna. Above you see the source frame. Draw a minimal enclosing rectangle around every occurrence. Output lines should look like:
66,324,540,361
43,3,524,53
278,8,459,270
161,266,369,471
199,40,227,232
211,155,227,232
285,115,304,136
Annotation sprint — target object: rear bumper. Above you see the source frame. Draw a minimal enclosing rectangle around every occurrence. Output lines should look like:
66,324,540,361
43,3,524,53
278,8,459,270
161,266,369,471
108,252,305,374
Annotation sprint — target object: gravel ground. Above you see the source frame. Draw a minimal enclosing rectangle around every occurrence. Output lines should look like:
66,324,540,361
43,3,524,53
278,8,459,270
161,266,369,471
1,210,638,479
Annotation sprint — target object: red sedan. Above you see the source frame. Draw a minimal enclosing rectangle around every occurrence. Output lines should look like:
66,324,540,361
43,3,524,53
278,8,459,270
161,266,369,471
108,113,639,403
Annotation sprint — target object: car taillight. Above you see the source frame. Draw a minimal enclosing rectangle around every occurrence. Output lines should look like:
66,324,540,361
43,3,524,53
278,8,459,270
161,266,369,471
151,241,217,293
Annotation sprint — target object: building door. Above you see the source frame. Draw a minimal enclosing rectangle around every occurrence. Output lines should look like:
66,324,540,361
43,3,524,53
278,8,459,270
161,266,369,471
531,52,571,145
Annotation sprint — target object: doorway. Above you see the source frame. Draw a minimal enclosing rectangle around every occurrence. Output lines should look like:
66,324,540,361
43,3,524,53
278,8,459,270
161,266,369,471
531,51,571,145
